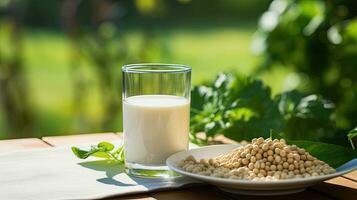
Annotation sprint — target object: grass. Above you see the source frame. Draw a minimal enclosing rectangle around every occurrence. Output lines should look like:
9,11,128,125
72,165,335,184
0,24,292,139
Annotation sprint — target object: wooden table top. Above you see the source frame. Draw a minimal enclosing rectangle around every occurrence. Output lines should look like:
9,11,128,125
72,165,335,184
0,133,356,200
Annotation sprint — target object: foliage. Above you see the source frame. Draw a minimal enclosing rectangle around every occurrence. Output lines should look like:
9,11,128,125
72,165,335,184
62,0,127,131
72,142,124,162
254,0,357,134
191,73,282,143
0,2,35,137
274,90,335,141
4,0,272,28
190,73,339,144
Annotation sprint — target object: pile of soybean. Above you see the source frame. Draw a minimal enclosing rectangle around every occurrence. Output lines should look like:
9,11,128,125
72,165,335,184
179,137,335,181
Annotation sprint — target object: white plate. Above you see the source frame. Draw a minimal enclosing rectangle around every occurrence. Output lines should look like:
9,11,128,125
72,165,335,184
166,144,357,195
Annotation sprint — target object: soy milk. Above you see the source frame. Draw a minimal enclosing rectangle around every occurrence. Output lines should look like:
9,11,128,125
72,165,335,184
123,95,190,165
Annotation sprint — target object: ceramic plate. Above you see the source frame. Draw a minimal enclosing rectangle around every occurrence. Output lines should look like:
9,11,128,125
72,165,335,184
166,144,357,195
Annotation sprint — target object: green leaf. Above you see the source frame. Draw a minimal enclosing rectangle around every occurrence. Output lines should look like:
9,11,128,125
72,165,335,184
98,142,114,151
205,120,225,137
290,140,357,168
348,127,357,140
348,127,357,149
92,152,113,159
116,147,125,161
190,73,283,142
190,73,233,141
71,146,104,159
189,73,342,147
269,129,283,139
71,147,93,159
191,86,212,114
275,90,336,142
222,74,283,141
71,141,123,162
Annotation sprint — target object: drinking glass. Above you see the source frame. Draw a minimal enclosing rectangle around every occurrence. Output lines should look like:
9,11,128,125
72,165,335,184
122,63,191,178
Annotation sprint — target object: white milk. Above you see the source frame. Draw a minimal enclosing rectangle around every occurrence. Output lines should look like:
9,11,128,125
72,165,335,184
123,95,190,165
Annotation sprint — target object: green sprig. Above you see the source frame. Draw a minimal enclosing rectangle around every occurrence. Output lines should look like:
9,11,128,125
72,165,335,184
71,141,124,163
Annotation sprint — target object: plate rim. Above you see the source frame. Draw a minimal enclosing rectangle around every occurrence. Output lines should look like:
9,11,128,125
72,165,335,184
166,144,357,186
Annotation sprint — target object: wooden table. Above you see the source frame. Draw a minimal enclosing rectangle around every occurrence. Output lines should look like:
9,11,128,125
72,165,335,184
0,133,356,200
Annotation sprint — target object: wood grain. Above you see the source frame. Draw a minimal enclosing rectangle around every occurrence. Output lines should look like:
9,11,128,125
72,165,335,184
150,186,231,200
0,138,50,152
343,170,357,182
151,186,333,200
325,176,357,189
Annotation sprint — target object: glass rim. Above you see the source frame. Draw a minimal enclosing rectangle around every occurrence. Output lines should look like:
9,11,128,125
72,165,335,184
122,63,191,73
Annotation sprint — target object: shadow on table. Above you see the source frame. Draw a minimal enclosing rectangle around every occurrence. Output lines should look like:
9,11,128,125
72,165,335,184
78,160,136,187
78,160,200,189
78,160,125,176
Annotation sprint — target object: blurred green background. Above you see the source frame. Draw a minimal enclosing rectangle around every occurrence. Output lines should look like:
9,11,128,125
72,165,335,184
0,0,356,140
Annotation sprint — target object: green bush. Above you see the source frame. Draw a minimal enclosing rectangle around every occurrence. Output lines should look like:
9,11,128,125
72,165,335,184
190,73,338,145
253,0,357,137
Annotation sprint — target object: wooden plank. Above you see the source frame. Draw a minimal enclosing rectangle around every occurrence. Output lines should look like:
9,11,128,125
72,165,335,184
105,194,156,200
0,138,50,152
151,186,331,200
343,169,357,182
325,176,357,189
225,190,331,200
150,186,232,200
310,177,357,200
42,132,122,146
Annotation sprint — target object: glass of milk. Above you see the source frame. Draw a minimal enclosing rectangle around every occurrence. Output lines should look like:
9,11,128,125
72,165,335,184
122,63,191,178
